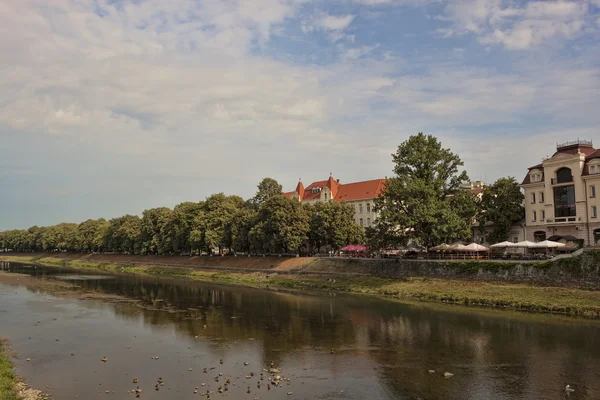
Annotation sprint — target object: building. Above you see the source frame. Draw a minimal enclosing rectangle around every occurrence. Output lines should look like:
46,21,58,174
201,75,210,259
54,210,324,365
472,219,526,246
521,139,600,246
282,175,386,228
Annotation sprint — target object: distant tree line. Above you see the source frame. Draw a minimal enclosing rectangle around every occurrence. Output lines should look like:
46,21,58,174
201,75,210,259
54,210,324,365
0,178,364,255
1,134,524,254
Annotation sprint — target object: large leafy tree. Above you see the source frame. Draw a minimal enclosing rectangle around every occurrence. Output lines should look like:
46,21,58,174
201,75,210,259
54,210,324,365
308,201,364,253
173,201,204,253
105,215,143,254
372,133,474,248
192,194,245,254
77,219,109,252
250,178,283,208
141,208,177,255
249,196,309,254
478,177,524,244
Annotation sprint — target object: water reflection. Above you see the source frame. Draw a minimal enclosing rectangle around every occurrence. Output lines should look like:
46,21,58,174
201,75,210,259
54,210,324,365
2,261,600,399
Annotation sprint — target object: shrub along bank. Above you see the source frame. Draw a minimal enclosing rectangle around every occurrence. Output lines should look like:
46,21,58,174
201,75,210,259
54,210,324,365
2,252,600,318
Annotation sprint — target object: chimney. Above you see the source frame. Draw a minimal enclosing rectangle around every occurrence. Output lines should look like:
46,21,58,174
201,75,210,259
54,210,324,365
336,179,340,183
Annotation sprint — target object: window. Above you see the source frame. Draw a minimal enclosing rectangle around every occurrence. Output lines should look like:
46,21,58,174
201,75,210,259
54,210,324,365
541,210,545,221
554,185,576,217
367,218,371,226
591,185,596,198
593,206,597,218
531,193,536,204
324,193,328,200
532,211,537,222
513,237,518,243
534,231,546,242
359,218,363,226
592,166,596,174
555,167,573,184
359,204,363,213
367,203,371,213
540,192,544,203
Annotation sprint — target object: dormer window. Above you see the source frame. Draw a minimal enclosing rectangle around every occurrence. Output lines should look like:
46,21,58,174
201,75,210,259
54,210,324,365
530,169,542,183
589,160,600,175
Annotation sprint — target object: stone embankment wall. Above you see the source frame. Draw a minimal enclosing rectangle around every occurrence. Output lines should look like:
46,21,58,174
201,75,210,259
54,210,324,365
303,254,600,288
3,251,600,288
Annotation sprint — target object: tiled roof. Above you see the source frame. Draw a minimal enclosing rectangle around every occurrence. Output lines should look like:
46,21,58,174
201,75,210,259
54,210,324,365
302,180,328,201
334,179,386,202
586,149,600,160
283,177,386,202
281,192,294,199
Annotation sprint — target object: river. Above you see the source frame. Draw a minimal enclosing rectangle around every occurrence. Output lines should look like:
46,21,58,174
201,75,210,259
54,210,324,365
1,261,599,399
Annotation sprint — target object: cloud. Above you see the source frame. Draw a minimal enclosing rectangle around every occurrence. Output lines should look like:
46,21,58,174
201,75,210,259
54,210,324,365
1,0,600,229
302,11,356,42
316,13,356,31
441,0,593,50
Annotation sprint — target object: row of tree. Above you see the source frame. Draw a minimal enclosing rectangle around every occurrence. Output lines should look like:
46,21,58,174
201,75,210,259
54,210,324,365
0,181,364,255
1,133,524,254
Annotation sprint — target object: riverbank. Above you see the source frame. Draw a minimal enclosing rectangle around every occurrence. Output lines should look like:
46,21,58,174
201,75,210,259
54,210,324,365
0,340,43,400
3,253,600,318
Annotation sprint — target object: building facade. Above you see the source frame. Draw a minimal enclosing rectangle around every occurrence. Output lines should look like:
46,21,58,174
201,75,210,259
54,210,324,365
521,140,600,246
282,176,385,228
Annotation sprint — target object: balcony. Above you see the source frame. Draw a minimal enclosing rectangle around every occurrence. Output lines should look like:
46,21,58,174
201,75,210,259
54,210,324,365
546,217,579,224
551,177,573,185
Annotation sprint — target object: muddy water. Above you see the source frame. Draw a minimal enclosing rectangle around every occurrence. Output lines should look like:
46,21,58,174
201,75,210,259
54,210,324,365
1,262,600,399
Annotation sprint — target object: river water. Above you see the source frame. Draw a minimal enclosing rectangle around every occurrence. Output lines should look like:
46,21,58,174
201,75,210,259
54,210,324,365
1,262,599,399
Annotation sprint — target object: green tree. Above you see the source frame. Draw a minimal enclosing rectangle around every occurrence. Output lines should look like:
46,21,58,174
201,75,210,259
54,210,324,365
249,196,309,254
77,219,109,252
478,177,524,244
250,178,283,208
141,207,177,255
308,202,363,253
373,133,472,248
173,202,204,253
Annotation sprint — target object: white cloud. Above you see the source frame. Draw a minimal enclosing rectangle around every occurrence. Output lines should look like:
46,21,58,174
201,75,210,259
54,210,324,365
302,11,356,42
442,0,593,50
1,0,600,229
317,13,356,30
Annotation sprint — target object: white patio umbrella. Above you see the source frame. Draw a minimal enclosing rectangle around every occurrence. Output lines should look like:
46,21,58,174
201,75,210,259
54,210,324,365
530,240,566,249
462,243,489,252
490,241,516,248
514,240,536,248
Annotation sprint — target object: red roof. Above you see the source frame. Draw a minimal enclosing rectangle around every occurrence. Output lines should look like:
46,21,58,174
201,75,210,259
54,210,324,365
334,179,386,202
283,177,386,202
281,192,294,199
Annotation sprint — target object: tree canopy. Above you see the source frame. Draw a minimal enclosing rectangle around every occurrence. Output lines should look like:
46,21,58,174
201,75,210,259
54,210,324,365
477,177,524,244
370,133,475,248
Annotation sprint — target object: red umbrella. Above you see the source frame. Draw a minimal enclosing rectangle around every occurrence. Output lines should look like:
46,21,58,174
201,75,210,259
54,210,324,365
354,245,367,252
340,245,356,251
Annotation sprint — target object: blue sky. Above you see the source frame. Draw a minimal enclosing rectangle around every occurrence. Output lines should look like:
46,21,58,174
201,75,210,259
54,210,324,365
2,0,600,230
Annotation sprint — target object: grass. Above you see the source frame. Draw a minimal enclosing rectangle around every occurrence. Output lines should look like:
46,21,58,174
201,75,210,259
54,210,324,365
3,254,600,318
0,340,19,400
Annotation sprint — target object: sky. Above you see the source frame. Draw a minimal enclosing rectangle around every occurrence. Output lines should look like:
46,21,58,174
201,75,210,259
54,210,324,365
2,0,600,230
